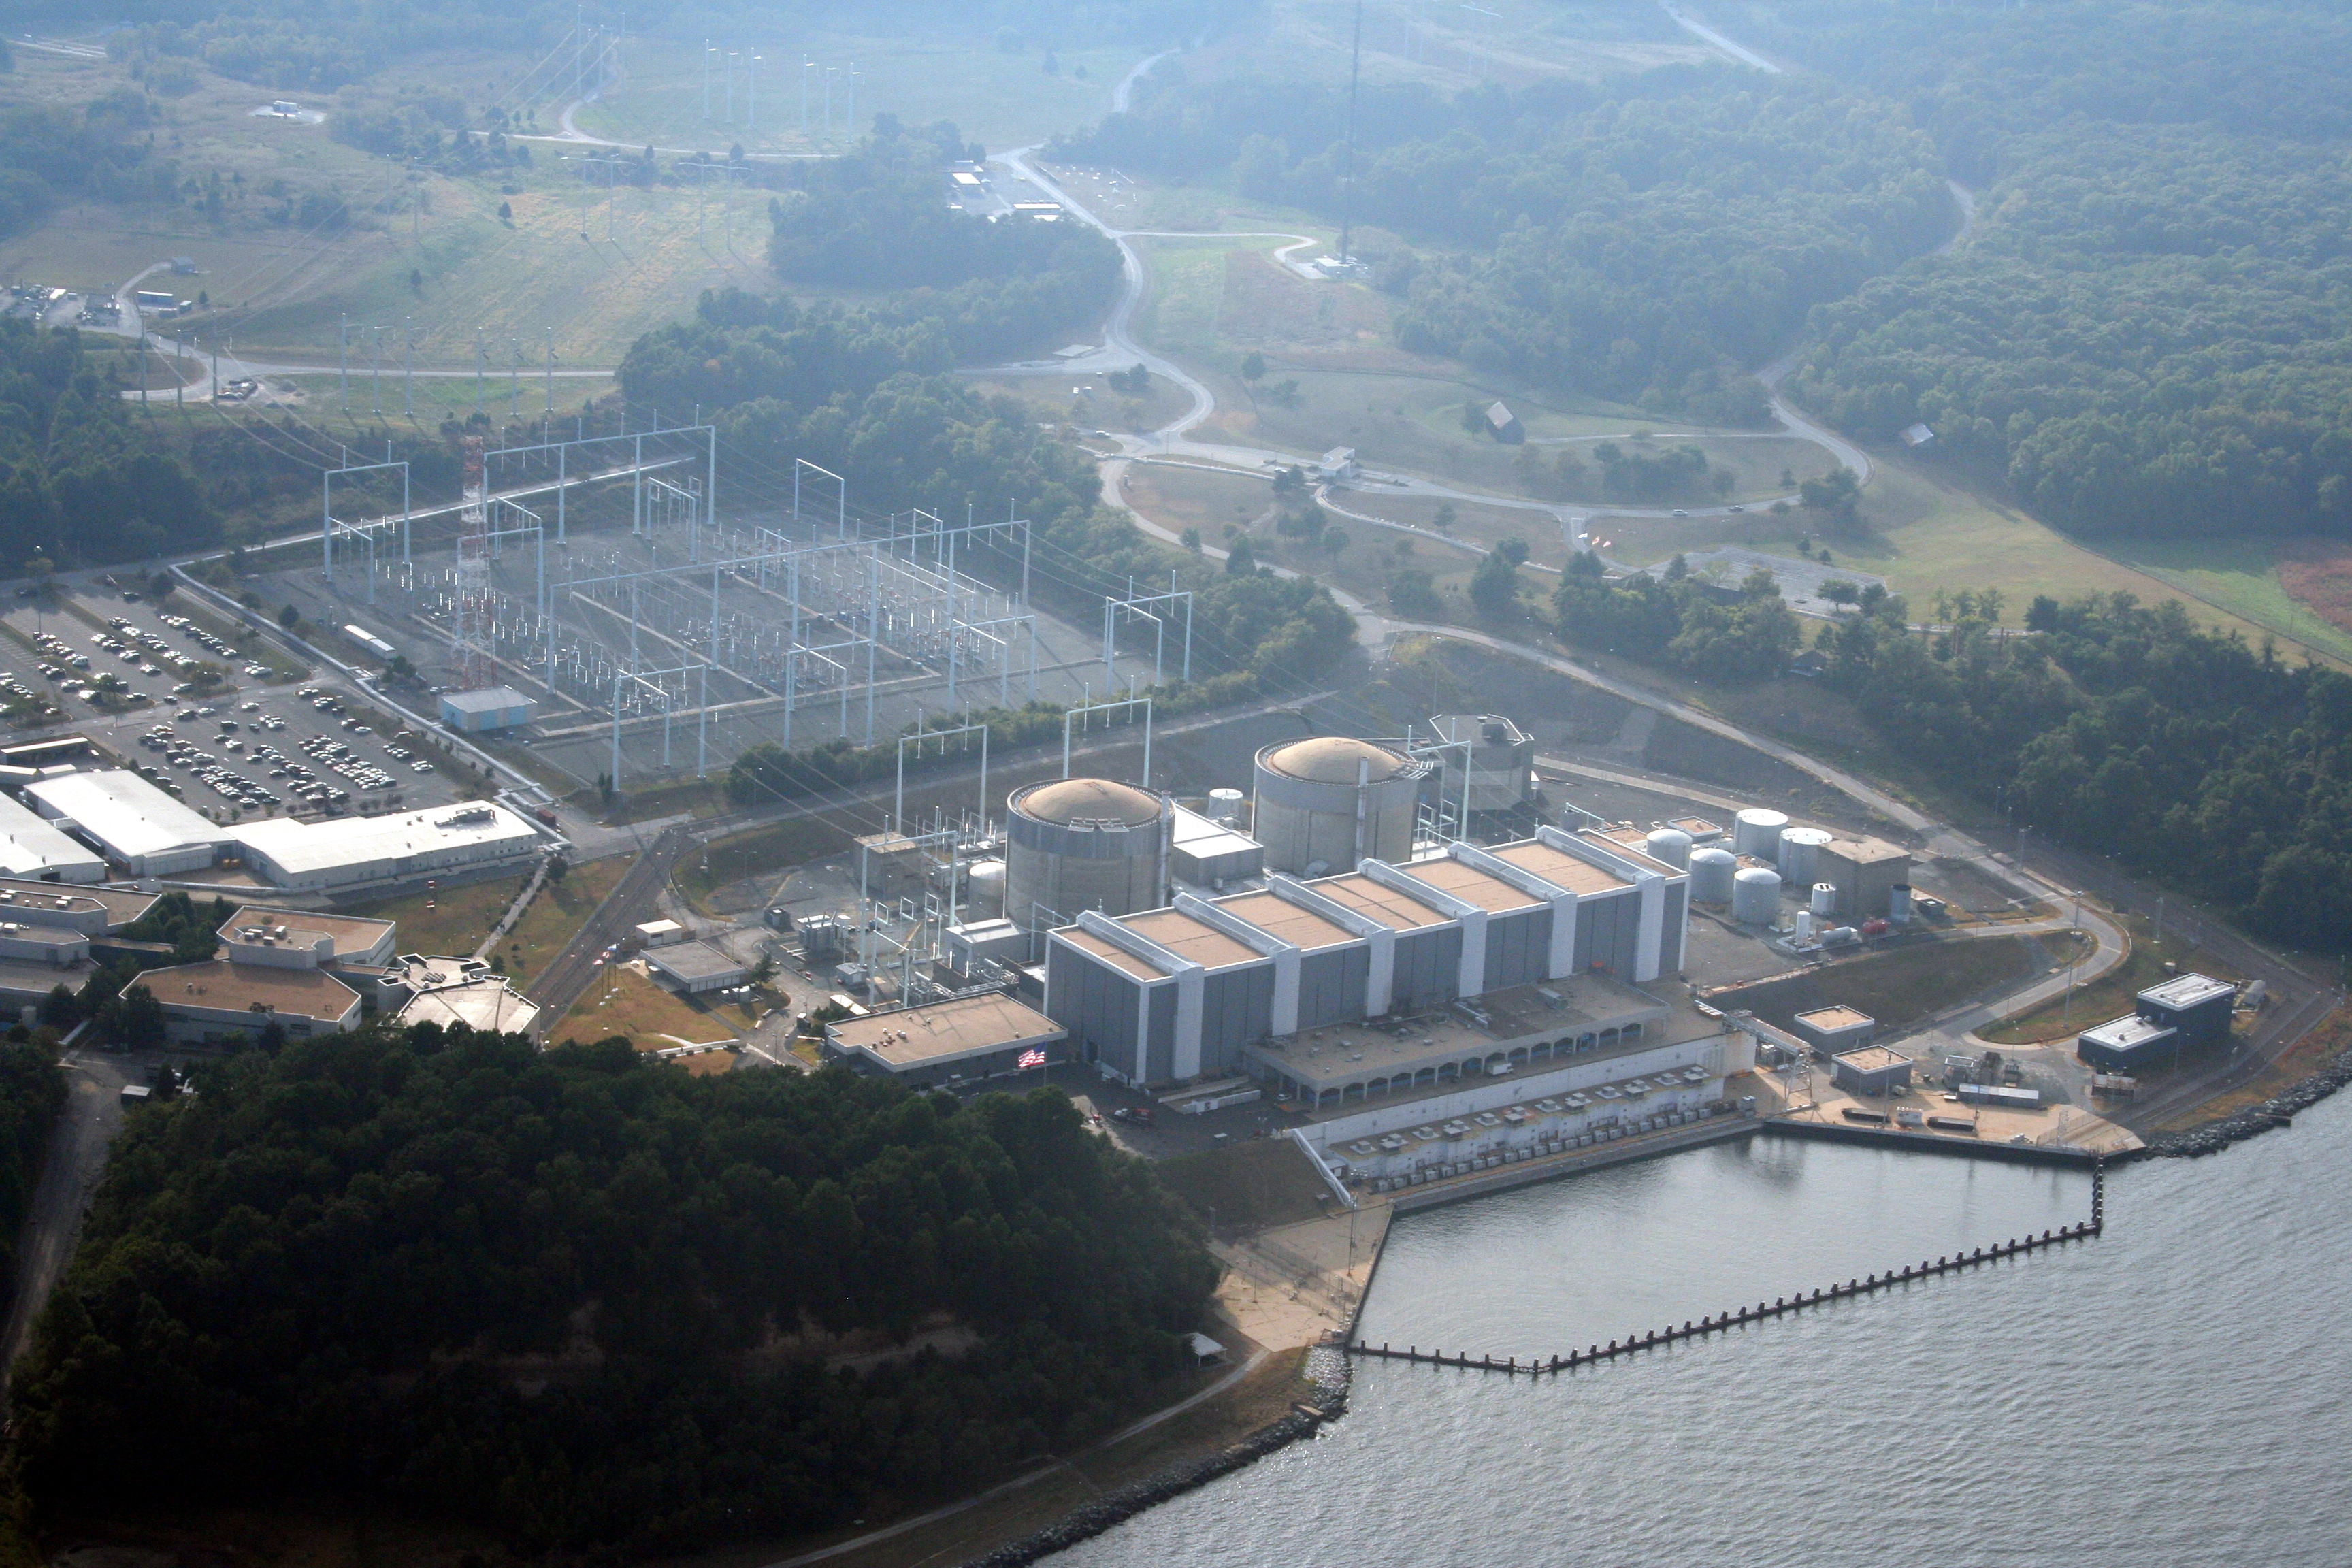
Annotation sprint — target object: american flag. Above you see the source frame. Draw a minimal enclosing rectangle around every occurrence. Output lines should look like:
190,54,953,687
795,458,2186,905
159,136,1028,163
1017,1049,1047,1071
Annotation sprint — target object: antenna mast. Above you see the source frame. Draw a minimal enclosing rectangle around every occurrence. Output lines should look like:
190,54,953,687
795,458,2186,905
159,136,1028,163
1337,0,1364,265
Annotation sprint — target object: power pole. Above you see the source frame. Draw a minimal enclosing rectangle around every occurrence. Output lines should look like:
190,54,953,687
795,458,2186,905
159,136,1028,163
1338,0,1364,265
338,312,349,414
801,59,811,136
748,52,760,132
702,42,713,119
474,331,484,414
402,317,413,419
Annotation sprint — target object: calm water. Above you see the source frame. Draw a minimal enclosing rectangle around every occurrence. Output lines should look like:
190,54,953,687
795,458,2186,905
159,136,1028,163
1057,1111,2352,1567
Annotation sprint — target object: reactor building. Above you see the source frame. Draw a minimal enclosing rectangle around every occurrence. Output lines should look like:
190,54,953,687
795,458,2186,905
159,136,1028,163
1043,823,1690,1088
1003,777,1168,930
1250,736,1426,877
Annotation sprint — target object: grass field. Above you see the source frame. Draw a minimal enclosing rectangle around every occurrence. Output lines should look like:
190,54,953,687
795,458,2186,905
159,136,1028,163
570,34,1143,159
556,962,734,1049
1143,1139,1336,1237
347,873,527,956
2101,536,2352,666
1712,934,2047,1038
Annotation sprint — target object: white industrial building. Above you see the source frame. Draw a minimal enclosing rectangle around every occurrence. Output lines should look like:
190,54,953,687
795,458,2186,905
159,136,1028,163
24,770,230,876
0,791,105,883
233,802,542,890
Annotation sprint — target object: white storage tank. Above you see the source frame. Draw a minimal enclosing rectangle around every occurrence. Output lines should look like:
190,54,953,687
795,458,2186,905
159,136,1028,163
1811,882,1837,916
1733,808,1790,861
1690,846,1738,904
1644,827,1693,869
1795,910,1814,943
1207,787,1246,826
1250,736,1423,875
1778,826,1833,883
966,860,1007,920
1889,883,1913,924
1732,866,1782,924
1004,778,1166,928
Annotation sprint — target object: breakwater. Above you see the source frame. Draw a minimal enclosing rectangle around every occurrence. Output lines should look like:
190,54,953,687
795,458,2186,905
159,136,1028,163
2145,1051,2352,1158
1344,1162,2105,1378
946,1345,1351,1568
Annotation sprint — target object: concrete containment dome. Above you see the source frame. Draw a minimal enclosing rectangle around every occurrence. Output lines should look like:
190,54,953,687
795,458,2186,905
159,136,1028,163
1251,737,1423,876
1261,736,1413,784
1014,777,1162,827
1004,778,1166,928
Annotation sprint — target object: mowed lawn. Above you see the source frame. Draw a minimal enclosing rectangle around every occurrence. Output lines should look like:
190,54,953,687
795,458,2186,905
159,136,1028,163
555,963,736,1050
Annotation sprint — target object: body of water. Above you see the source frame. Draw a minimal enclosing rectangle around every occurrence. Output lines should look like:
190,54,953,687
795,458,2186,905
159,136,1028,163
1056,1112,2352,1566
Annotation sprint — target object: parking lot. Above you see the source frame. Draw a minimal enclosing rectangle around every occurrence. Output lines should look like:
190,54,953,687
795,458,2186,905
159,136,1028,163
0,589,476,821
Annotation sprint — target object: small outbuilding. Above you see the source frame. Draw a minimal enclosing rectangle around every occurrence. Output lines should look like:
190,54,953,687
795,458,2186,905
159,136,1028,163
1829,1045,1912,1098
439,686,538,732
1484,400,1525,444
2076,1013,2178,1073
1792,1004,1875,1058
644,941,751,994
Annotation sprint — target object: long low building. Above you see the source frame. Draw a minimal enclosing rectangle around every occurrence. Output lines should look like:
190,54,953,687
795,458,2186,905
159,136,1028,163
24,770,230,875
0,792,105,883
233,802,542,890
1044,825,1689,1088
826,992,1065,1087
135,956,363,1046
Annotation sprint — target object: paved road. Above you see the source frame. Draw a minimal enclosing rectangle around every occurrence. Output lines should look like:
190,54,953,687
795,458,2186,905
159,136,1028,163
0,1037,131,1403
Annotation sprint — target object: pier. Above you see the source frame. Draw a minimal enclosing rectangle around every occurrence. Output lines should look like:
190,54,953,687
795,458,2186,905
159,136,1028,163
1342,1160,2106,1376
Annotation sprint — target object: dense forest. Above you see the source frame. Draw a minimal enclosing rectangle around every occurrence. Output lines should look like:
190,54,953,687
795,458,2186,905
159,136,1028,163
1055,66,1950,418
1556,556,2352,949
0,320,219,570
0,1039,65,1326
14,1029,1215,1552
1749,0,2352,541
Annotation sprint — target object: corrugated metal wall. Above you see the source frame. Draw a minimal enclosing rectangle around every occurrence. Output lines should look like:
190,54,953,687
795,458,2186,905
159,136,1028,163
1298,946,1369,1029
1481,906,1552,992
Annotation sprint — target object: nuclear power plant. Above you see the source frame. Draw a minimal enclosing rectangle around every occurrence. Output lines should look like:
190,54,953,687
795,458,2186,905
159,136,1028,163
1003,778,1169,930
1250,736,1424,875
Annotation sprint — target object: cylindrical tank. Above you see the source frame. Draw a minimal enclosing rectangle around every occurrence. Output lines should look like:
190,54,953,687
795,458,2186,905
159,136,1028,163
966,860,1007,920
1810,882,1836,916
1778,826,1832,884
1208,787,1245,826
1825,926,1858,945
1731,866,1782,924
1689,847,1737,904
1862,917,1890,936
1795,910,1814,943
1004,778,1166,928
1251,736,1421,875
1888,883,1913,924
1644,827,1693,869
1733,808,1790,862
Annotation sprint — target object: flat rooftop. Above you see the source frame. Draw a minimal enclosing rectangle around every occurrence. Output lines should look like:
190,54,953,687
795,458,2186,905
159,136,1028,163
0,957,95,997
1832,1046,1911,1073
1057,926,1160,979
1308,871,1452,930
2140,973,2234,1010
646,941,747,980
1123,908,1262,972
220,904,393,958
1797,1005,1875,1031
0,881,151,924
2082,1014,2176,1048
1396,857,1541,914
1823,836,1911,866
139,957,359,1019
1213,889,1356,951
1250,975,1678,1088
831,993,1063,1067
1488,839,1635,896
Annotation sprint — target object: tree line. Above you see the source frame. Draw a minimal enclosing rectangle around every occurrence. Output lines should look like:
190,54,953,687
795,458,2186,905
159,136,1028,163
0,319,220,571
1556,549,2352,950
13,1027,1217,1552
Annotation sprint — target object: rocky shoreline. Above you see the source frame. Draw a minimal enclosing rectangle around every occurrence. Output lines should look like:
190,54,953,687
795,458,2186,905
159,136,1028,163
2140,1052,2352,1159
947,1345,1352,1568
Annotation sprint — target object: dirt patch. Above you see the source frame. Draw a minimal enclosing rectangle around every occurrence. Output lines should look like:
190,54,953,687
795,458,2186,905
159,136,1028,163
2276,538,2352,632
1710,934,2048,1037
1641,711,1842,811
